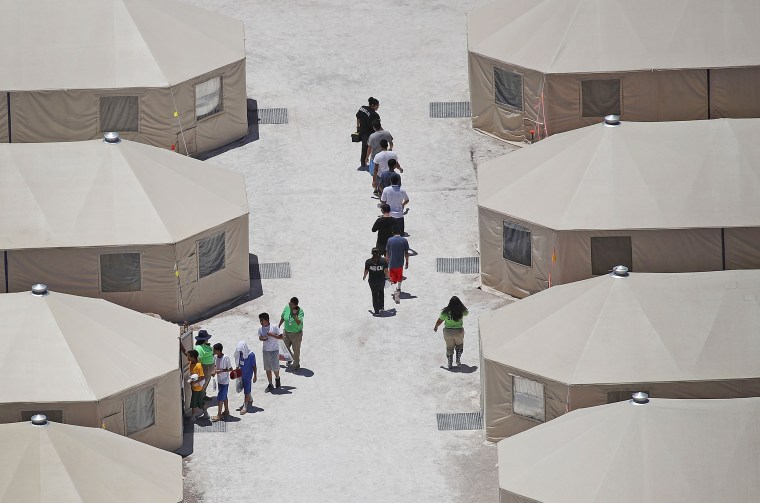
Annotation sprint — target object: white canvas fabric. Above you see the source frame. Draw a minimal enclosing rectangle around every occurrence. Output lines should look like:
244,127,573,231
498,398,760,503
0,420,182,502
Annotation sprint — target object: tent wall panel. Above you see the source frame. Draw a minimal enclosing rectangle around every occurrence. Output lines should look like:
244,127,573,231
469,54,544,142
544,70,708,135
0,252,6,293
0,94,7,143
479,208,557,298
174,215,250,321
3,60,247,154
725,227,760,269
710,67,760,119
6,245,180,320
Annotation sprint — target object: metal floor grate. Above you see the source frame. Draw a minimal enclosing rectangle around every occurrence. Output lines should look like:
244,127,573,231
185,420,228,433
430,101,471,118
258,108,288,124
436,257,480,274
252,261,292,280
436,411,483,431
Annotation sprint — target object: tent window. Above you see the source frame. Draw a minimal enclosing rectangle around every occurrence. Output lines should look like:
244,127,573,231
503,221,531,267
591,236,632,275
99,96,139,132
196,76,223,121
581,79,621,117
607,390,650,404
198,231,226,279
494,68,523,111
513,376,545,422
20,410,63,423
100,253,142,292
125,387,155,435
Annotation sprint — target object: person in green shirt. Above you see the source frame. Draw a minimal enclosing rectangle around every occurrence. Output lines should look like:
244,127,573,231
433,296,469,369
193,330,215,398
279,297,304,371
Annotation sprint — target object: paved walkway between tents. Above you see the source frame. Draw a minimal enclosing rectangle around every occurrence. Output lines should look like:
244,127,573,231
181,1,515,501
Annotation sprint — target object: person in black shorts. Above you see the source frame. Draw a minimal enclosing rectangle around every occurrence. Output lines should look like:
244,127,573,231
363,247,389,315
356,97,380,168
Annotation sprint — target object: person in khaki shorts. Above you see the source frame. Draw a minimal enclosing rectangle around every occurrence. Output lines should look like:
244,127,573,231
433,296,469,369
279,296,304,371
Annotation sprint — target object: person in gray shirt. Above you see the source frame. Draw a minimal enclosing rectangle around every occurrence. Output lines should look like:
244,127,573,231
367,120,393,194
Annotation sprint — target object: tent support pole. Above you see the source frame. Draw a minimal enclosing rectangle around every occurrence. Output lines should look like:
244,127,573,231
706,69,712,120
721,228,726,270
6,93,10,143
3,251,8,293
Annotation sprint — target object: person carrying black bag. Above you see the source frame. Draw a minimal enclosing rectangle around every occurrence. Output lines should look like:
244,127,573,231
363,247,389,316
355,97,380,169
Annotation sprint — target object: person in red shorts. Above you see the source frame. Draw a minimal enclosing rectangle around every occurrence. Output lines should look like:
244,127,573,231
385,226,409,303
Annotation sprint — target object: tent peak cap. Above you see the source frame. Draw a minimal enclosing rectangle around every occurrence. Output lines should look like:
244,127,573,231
103,132,121,144
610,265,629,278
31,284,48,296
630,391,649,405
30,414,49,426
603,115,621,127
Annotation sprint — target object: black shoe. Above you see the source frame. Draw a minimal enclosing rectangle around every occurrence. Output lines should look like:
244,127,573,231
373,309,380,316
265,383,274,392
275,377,281,389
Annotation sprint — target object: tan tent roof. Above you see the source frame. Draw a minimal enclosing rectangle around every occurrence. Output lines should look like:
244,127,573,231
480,270,760,385
0,0,244,91
498,398,760,502
0,419,182,502
1,289,179,402
0,139,248,249
468,0,760,74
477,118,760,230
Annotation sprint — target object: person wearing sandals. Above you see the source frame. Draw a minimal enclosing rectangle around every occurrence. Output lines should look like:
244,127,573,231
211,343,232,422
258,312,284,392
433,296,469,369
234,340,257,415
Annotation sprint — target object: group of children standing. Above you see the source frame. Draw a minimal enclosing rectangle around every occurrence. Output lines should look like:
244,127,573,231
183,298,305,421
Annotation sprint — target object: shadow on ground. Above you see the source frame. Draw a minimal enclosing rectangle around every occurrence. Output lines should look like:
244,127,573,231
439,364,478,374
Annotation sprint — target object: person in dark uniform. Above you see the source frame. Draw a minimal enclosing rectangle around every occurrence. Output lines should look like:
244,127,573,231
356,97,380,168
363,247,390,315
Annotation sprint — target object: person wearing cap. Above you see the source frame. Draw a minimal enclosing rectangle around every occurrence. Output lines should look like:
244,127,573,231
194,330,215,399
279,297,304,372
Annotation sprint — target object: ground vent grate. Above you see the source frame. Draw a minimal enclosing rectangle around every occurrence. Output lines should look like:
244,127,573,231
436,257,480,274
185,420,228,433
258,108,288,124
430,101,471,118
436,411,483,431
252,262,292,280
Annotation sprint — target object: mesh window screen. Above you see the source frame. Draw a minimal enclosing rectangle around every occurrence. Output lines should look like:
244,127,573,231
21,410,63,423
100,96,139,132
100,253,141,292
196,76,223,120
125,388,155,435
513,376,545,422
503,221,532,266
198,231,226,279
581,79,621,117
607,390,650,404
494,68,523,110
591,236,632,275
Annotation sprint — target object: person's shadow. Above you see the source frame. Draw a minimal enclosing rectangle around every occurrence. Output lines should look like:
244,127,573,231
367,308,397,318
399,292,417,300
440,364,478,374
271,385,296,395
283,366,314,377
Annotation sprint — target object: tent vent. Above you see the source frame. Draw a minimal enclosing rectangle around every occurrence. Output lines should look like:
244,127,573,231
436,257,480,274
31,283,48,296
251,262,292,280
31,414,48,426
103,131,121,143
603,114,621,127
257,108,288,124
430,101,471,118
436,411,483,431
630,392,649,405
610,265,629,278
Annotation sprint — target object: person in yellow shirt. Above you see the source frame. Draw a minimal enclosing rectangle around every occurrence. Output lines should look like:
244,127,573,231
187,350,208,421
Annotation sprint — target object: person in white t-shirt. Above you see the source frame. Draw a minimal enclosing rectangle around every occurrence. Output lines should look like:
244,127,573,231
258,312,284,392
372,139,399,196
380,173,410,235
211,343,233,421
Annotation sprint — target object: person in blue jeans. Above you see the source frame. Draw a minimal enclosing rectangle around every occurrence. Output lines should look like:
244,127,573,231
234,340,257,415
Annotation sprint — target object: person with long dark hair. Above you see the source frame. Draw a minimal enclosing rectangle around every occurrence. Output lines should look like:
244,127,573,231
363,247,390,315
433,296,469,368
